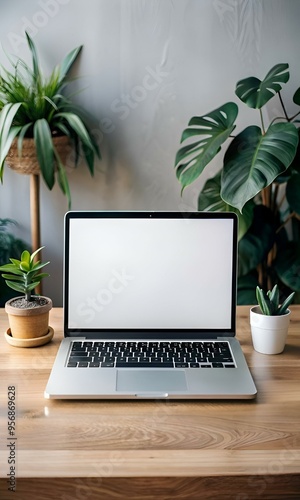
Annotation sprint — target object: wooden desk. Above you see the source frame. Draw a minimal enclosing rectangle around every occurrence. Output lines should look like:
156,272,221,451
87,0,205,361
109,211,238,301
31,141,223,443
1,306,300,499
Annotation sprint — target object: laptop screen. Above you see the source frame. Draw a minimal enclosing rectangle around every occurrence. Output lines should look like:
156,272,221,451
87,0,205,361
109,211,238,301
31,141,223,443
64,212,237,337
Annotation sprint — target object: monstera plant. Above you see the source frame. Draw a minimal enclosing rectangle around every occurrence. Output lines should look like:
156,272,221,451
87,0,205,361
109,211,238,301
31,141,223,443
175,63,300,304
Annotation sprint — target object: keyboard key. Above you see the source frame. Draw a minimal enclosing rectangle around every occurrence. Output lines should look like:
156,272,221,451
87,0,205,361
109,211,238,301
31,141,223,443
69,356,92,363
72,345,86,351
72,342,83,348
78,362,89,367
67,362,77,367
175,362,189,368
212,362,224,368
116,362,173,368
190,363,199,368
101,362,114,367
94,342,104,347
89,362,100,367
105,356,116,362
200,364,212,368
208,356,233,363
224,364,236,368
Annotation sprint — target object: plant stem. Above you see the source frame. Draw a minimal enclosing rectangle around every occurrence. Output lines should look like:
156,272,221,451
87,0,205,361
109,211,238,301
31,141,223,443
271,183,279,213
289,110,300,121
259,108,266,134
262,185,271,209
278,91,290,121
276,211,296,234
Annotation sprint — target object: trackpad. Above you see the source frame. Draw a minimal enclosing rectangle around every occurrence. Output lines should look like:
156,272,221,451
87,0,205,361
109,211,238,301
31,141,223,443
116,370,187,392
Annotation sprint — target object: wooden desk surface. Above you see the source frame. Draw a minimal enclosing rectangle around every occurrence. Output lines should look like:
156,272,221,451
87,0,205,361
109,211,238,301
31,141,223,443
0,306,300,499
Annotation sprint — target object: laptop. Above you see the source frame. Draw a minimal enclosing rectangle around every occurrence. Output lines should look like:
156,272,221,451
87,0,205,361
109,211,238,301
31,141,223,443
44,211,257,399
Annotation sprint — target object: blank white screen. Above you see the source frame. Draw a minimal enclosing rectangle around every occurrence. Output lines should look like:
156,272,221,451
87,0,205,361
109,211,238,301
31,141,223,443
67,216,234,329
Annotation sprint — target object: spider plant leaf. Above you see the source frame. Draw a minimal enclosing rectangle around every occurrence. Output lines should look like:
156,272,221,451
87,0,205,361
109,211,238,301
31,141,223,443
53,122,70,137
175,102,238,190
0,103,22,178
33,119,55,189
221,123,299,212
235,63,289,109
55,112,98,153
82,142,94,175
54,151,71,209
25,32,41,82
17,123,33,155
57,45,82,84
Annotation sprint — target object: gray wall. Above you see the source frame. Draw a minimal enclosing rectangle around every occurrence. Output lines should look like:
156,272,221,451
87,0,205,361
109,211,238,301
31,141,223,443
0,0,299,305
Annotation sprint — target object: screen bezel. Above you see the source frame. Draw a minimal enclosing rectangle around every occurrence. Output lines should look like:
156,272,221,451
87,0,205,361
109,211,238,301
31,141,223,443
63,211,237,340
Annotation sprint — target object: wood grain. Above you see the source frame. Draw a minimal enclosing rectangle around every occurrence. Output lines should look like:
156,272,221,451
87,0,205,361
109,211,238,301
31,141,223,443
1,306,300,499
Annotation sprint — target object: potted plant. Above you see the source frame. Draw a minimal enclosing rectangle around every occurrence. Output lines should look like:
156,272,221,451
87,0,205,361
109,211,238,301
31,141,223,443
0,32,100,208
0,246,53,347
250,284,295,354
175,63,300,305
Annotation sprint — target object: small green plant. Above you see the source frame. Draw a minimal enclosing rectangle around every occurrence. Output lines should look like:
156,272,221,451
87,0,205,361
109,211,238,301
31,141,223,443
0,246,49,302
256,284,295,316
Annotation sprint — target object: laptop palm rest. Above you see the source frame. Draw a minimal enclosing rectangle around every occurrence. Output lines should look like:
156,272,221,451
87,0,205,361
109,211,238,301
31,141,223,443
116,370,187,392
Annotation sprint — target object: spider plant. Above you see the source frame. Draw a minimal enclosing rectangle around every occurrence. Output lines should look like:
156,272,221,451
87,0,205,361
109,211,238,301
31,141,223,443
0,32,100,207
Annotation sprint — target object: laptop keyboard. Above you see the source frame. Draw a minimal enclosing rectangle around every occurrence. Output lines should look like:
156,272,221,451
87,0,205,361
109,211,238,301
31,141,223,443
66,340,236,368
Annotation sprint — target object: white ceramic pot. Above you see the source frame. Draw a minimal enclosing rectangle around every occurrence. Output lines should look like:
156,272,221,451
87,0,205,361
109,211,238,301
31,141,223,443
250,306,291,355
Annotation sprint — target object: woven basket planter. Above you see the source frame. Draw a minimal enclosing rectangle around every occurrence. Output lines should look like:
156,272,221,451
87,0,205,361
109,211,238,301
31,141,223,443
6,135,73,175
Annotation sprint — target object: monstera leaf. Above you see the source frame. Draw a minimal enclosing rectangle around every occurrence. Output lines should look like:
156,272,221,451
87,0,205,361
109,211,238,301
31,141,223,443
175,102,238,190
197,171,254,240
221,122,299,212
293,86,300,105
235,63,289,109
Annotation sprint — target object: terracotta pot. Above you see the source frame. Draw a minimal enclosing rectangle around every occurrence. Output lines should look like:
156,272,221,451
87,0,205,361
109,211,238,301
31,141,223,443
5,296,52,339
250,306,291,355
6,135,73,175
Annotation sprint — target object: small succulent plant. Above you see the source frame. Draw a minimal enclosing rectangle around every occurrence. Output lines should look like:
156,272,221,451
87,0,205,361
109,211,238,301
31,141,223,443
0,246,49,302
256,285,295,316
